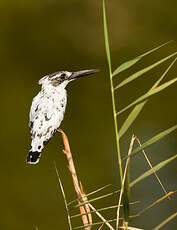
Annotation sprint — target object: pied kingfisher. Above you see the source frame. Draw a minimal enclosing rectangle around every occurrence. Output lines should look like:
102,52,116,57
27,69,99,164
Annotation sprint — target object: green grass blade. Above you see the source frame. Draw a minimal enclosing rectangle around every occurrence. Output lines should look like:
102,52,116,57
119,58,177,138
113,57,141,77
73,219,119,229
114,51,177,90
103,0,112,74
112,41,172,77
122,167,130,222
152,57,177,88
71,202,139,219
122,136,136,224
73,190,119,209
54,163,72,230
71,205,120,219
127,125,177,159
83,184,111,197
119,101,147,138
153,212,177,230
67,184,111,206
117,77,177,116
130,153,177,187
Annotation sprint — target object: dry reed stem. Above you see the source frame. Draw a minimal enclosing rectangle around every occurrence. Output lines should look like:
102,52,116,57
116,135,136,230
58,129,115,230
135,136,168,197
98,223,105,230
80,183,93,225
98,223,104,230
89,203,115,230
119,227,143,230
58,129,92,230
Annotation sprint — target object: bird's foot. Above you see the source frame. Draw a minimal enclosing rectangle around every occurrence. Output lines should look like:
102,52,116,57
57,128,63,134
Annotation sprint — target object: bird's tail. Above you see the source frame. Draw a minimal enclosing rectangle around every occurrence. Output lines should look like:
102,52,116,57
26,151,41,164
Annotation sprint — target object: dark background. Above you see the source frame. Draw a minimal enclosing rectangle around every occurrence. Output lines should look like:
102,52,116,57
0,0,177,229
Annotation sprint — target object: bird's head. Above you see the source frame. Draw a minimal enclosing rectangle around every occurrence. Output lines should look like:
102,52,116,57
39,69,99,89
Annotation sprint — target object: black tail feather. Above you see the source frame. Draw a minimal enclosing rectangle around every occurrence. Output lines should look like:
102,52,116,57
26,151,41,164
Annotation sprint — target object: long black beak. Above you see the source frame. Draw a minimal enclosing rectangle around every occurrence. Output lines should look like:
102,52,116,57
69,69,100,80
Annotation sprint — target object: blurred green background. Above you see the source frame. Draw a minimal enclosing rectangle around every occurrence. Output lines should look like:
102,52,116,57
0,0,177,229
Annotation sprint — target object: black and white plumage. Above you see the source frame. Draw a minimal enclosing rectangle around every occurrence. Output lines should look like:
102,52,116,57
27,69,99,164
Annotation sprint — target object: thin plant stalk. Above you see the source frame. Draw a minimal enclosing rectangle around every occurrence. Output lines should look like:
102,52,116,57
55,163,73,230
58,129,92,230
103,0,123,184
71,205,127,219
89,203,115,230
110,74,123,184
116,135,136,229
135,136,168,196
98,223,105,230
58,129,115,230
67,184,111,206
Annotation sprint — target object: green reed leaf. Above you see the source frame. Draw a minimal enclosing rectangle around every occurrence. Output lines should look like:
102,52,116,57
117,77,177,116
119,58,177,138
114,51,177,90
128,125,177,160
153,212,177,230
130,153,177,187
112,41,172,77
103,0,112,74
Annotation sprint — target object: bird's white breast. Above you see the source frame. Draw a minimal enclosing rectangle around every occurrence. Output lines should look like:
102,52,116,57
29,88,67,152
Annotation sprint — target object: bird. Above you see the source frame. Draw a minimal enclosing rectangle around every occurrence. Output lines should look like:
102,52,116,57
27,69,99,164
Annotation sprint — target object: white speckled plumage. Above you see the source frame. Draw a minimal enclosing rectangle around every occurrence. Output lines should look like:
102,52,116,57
27,69,99,164
29,88,67,152
27,72,70,164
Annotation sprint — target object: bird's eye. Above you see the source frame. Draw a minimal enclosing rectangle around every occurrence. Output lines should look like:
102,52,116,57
60,73,66,79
